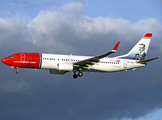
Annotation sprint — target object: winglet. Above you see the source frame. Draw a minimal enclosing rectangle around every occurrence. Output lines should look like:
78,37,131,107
144,33,152,38
112,41,120,52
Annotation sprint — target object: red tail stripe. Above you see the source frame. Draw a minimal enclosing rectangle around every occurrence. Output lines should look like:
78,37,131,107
144,33,152,38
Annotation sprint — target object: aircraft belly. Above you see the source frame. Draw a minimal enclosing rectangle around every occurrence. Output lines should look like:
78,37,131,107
90,64,123,72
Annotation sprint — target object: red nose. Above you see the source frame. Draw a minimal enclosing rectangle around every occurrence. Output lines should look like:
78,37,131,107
1,58,9,65
1,58,6,63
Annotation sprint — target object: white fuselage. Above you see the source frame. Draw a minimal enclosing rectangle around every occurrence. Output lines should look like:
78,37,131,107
40,53,145,72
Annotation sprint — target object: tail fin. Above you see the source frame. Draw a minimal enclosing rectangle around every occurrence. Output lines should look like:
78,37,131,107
116,33,152,60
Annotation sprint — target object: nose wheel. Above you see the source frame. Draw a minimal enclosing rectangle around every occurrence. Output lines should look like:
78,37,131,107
16,70,19,74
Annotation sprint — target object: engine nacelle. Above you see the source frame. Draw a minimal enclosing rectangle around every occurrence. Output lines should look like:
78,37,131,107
50,69,66,75
57,63,73,71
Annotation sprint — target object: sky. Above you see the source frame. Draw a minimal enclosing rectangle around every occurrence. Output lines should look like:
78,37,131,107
0,0,162,120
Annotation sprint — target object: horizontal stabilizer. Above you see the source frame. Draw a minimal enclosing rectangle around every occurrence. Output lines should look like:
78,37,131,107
137,57,160,64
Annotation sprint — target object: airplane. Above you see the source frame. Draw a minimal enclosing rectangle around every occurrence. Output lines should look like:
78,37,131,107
1,33,160,79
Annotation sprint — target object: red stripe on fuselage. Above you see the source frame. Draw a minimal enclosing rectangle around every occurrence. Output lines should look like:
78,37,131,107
2,53,41,69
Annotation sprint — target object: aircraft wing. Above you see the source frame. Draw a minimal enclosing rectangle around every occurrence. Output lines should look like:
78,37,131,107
73,41,120,68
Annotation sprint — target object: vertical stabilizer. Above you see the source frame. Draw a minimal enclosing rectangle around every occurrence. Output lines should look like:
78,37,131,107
116,33,152,60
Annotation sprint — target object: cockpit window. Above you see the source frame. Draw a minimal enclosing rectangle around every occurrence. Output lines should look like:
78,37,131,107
8,56,15,58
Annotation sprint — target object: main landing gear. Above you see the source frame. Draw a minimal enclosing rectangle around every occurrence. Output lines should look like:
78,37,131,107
73,72,83,79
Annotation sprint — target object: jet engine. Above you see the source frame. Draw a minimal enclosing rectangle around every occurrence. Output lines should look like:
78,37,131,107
57,63,73,71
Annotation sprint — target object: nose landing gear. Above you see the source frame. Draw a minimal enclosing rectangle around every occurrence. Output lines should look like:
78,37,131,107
16,70,19,74
10,66,19,74
16,68,19,74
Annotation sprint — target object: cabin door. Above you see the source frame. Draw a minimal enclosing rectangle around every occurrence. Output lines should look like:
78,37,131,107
21,54,25,61
123,60,127,68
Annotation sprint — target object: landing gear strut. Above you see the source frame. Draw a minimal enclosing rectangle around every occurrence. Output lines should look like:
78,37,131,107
16,68,19,74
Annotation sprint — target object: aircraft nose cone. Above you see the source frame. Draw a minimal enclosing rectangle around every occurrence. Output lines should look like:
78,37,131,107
1,58,8,64
1,57,12,66
1,58,6,63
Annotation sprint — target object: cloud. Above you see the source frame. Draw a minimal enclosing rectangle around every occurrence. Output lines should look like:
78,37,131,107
61,2,85,13
26,2,162,55
0,79,32,93
0,2,162,120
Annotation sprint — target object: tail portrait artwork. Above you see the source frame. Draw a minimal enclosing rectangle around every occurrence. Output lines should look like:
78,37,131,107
116,33,152,60
133,43,146,60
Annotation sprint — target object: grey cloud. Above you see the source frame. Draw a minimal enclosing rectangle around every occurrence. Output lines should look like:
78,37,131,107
0,79,32,93
0,2,162,120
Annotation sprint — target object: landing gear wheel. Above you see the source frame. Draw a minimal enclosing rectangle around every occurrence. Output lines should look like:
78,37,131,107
16,70,19,74
73,74,78,79
78,72,83,77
